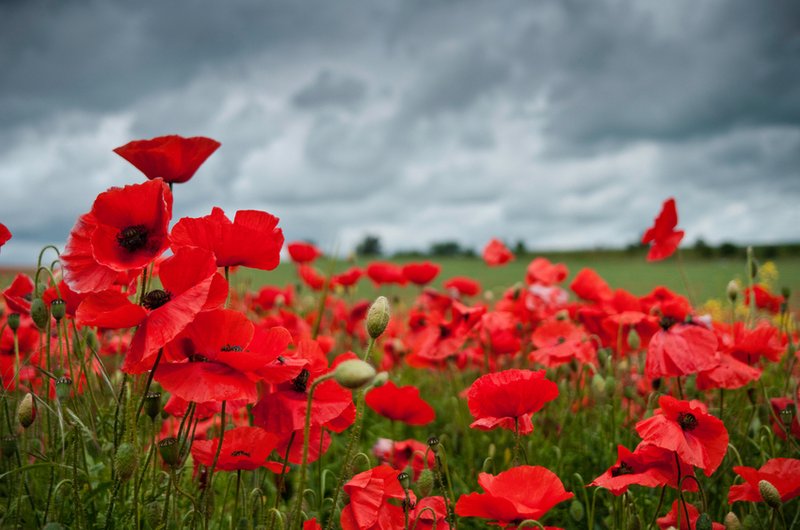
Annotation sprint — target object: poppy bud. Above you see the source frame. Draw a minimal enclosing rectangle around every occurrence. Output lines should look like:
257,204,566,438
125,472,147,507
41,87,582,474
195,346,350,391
417,469,434,497
18,392,36,428
627,328,641,351
1,435,18,458
366,296,391,339
159,437,181,468
696,513,713,530
741,514,758,530
597,348,609,367
333,359,376,390
748,258,758,280
55,377,73,401
397,471,411,491
7,313,20,331
85,330,99,351
50,299,66,321
145,392,162,420
724,512,743,530
371,371,389,388
605,376,617,397
591,373,606,398
31,298,49,330
726,281,739,303
115,442,138,482
569,500,584,522
758,479,781,509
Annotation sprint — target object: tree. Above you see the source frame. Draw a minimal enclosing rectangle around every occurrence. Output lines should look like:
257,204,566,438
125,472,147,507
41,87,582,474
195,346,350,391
356,235,382,256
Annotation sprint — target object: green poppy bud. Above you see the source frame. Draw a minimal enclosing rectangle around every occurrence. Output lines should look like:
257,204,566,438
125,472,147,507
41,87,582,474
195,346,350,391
7,313,20,331
31,298,50,330
724,512,743,530
417,469,434,497
17,392,36,428
50,298,66,321
758,479,781,509
159,437,181,468
85,330,99,351
696,513,713,530
591,373,606,398
605,375,617,397
333,359,376,390
55,376,73,401
569,500,585,522
366,296,391,339
726,281,739,303
627,328,641,351
371,371,389,388
115,442,138,482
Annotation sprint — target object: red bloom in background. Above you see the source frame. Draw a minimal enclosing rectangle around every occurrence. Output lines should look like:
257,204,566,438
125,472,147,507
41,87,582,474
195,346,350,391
770,397,800,440
744,285,784,314
726,321,784,364
287,241,322,264
443,276,481,297
656,501,723,530
2,274,34,315
570,268,613,304
372,438,435,480
191,426,279,471
590,443,697,495
729,458,800,504
366,262,407,287
62,179,173,293
645,322,718,380
113,135,220,184
402,262,441,286
636,396,728,476
455,465,573,526
642,198,684,262
696,353,761,390
530,318,596,368
467,369,558,434
331,267,363,289
170,207,283,270
479,311,522,356
483,239,514,266
366,381,435,426
298,265,326,291
254,285,294,310
0,223,11,250
526,257,568,286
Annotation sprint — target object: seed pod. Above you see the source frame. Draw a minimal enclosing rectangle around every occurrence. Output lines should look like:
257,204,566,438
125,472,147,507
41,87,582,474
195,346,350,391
55,376,73,401
333,359,376,390
758,479,782,509
17,392,36,428
30,298,49,330
144,392,162,420
50,298,66,321
115,442,138,482
7,313,20,331
397,471,411,492
724,512,743,530
1,435,18,458
159,437,181,468
366,296,391,339
591,373,606,398
427,436,440,454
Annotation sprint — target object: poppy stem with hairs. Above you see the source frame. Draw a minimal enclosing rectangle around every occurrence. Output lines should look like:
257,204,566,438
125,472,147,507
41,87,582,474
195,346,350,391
202,400,227,529
291,373,334,530
135,348,164,423
645,485,666,530
673,452,691,530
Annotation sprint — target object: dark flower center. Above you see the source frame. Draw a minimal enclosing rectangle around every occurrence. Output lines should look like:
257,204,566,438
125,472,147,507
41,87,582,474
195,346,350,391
188,354,210,363
659,317,677,330
230,450,250,457
117,225,149,252
677,412,698,431
221,344,243,352
439,325,451,339
292,369,310,392
611,461,635,477
142,289,171,310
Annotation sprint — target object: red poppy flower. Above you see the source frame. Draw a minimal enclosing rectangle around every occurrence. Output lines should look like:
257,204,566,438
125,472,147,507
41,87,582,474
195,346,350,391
466,369,559,434
372,438,435,480
642,198,684,262
191,426,279,471
62,179,173,293
155,309,291,403
113,135,220,184
526,257,568,286
287,241,323,264
443,276,481,297
483,238,514,266
479,311,522,356
744,285,784,314
656,501,723,530
645,322,718,380
728,458,800,504
170,207,283,270
726,321,784,364
2,274,34,315
570,268,613,304
455,465,573,526
770,397,800,440
303,519,322,530
366,262,407,286
635,396,728,476
402,262,441,286
366,381,435,426
339,465,410,530
696,353,761,390
254,285,294,311
590,443,697,495
42,280,87,320
529,319,596,368
331,267,363,288
0,223,10,250
298,265,326,291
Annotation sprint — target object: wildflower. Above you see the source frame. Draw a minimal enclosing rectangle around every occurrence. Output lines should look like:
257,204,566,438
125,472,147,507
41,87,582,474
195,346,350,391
642,197,684,261
483,238,514,266
113,135,220,184
287,241,323,264
728,458,800,504
365,381,435,425
402,262,441,286
191,426,279,472
590,443,697,495
443,276,481,297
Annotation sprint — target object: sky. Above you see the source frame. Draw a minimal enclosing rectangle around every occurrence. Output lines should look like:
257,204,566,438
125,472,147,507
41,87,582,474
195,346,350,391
1,0,799,265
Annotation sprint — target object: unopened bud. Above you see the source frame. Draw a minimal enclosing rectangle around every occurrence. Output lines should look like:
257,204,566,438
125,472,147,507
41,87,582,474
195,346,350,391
1,435,18,458
371,371,389,388
366,296,391,339
591,373,606,398
115,442,137,482
50,299,66,321
158,437,181,468
605,376,617,397
30,298,49,330
726,281,739,303
724,512,743,530
55,376,73,401
696,513,713,530
17,393,36,428
417,469,434,497
627,328,641,351
7,313,20,331
758,479,781,509
333,359,376,390
569,499,585,522
748,259,758,280
85,330,99,351
145,392,162,420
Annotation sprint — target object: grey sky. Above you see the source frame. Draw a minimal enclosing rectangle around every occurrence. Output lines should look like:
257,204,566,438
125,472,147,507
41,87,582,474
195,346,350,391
1,0,798,265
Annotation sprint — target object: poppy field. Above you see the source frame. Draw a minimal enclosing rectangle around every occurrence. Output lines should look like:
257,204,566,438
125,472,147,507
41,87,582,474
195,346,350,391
0,135,798,530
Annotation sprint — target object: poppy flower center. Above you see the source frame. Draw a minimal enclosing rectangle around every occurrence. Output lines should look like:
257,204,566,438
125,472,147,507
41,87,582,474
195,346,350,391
230,450,250,457
439,325,451,339
659,317,677,330
188,354,210,363
611,461,635,477
142,289,171,310
221,344,243,352
117,225,149,252
677,412,698,431
292,369,310,392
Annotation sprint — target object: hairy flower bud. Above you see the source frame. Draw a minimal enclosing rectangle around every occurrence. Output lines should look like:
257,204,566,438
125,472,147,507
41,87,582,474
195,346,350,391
726,281,739,303
417,469,434,497
627,328,641,351
333,359,376,390
758,479,781,509
569,500,585,522
724,512,743,530
115,442,138,482
7,313,20,331
18,392,36,428
366,296,391,339
30,298,50,330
